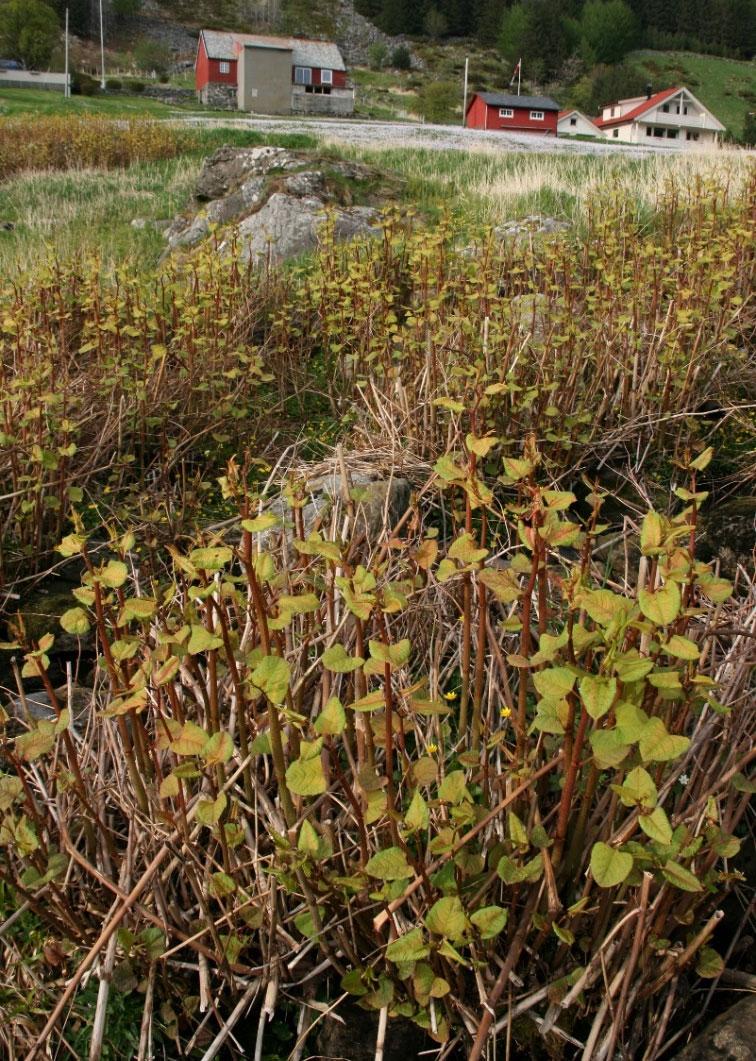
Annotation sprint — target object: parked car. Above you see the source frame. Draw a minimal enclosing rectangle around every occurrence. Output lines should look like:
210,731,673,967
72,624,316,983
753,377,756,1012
0,59,25,71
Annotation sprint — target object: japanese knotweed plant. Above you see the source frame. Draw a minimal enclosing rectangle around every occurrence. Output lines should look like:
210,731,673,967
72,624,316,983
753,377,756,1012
1,439,753,1059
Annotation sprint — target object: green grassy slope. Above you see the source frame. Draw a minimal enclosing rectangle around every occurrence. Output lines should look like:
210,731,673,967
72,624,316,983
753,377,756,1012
0,87,181,118
630,51,756,136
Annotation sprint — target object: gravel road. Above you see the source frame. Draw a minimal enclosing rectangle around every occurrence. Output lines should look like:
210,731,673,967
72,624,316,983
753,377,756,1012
180,114,687,158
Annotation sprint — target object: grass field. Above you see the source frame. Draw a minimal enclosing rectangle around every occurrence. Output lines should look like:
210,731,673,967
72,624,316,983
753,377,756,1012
0,126,317,271
630,50,756,136
0,86,184,118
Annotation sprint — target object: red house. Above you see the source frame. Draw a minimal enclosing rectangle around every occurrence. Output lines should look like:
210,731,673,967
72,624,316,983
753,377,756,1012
465,92,560,135
195,30,351,115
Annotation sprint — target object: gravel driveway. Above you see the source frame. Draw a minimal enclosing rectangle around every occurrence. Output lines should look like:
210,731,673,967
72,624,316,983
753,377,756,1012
180,114,689,158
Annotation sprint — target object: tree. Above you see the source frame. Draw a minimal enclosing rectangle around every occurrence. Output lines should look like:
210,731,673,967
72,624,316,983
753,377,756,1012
418,79,458,123
424,7,448,38
580,0,639,64
390,44,412,69
498,3,529,62
0,0,59,68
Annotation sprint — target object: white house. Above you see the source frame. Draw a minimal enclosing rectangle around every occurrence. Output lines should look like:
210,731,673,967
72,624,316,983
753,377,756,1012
595,86,724,146
557,108,601,138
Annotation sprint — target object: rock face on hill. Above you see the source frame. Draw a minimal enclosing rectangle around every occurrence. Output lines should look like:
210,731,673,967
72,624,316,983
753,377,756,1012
165,145,392,265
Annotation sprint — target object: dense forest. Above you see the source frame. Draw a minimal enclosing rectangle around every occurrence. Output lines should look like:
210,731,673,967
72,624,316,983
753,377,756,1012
356,0,756,61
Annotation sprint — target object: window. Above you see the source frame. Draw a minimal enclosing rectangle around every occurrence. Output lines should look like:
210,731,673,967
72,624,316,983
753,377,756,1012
294,66,312,85
219,61,230,74
613,128,619,138
683,105,688,115
570,117,577,126
530,110,544,120
653,128,664,137
662,103,669,113
646,126,652,136
499,107,513,117
320,68,333,85
667,129,678,139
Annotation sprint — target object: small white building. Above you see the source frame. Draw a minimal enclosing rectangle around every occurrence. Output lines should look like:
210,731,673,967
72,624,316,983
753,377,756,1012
557,108,601,138
595,86,724,146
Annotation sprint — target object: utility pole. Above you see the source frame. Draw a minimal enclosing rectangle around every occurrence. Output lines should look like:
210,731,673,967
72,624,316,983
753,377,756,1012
462,56,469,127
99,0,106,90
518,58,522,96
64,7,70,98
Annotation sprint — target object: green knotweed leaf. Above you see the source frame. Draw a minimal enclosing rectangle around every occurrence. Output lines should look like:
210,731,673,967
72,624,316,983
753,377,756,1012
591,842,633,888
661,860,702,892
189,547,233,571
404,788,429,831
696,946,724,977
286,740,326,796
314,696,346,735
365,846,412,881
196,792,227,826
60,607,90,636
639,718,690,763
470,906,508,939
579,674,617,720
639,806,673,845
322,644,364,673
386,927,429,963
94,560,128,589
425,896,468,941
251,654,290,704
639,581,681,626
203,731,234,766
187,625,224,655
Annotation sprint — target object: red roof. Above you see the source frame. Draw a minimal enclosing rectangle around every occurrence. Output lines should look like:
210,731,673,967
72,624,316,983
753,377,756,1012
595,87,680,129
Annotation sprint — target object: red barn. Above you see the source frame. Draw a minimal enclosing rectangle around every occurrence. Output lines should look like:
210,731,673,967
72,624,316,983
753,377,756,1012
195,30,351,114
465,92,560,135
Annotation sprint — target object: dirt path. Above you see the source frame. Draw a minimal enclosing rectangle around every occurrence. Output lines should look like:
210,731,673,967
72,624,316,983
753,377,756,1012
180,114,694,157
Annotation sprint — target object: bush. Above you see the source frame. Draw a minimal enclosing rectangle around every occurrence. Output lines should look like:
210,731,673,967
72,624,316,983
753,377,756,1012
70,69,98,96
742,110,756,146
129,78,145,93
368,41,388,70
133,38,171,76
418,79,458,123
390,43,412,70
107,77,122,91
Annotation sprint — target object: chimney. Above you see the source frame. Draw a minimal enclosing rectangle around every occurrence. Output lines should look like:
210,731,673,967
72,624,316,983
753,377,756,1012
645,83,653,99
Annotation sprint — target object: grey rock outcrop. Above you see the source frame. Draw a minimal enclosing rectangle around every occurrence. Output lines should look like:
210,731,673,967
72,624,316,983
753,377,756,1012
495,215,571,240
672,996,756,1060
231,193,378,265
166,146,393,263
334,0,423,69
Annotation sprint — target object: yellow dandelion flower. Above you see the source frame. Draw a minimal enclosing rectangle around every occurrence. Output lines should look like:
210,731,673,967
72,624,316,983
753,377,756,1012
443,690,457,701
427,742,438,754
500,706,512,719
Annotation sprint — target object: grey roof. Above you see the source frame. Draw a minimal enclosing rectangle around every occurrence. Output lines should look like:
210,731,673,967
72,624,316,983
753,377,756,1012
200,30,346,71
477,92,560,112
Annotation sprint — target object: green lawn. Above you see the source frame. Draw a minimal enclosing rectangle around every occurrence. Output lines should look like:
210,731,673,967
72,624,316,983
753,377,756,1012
0,86,184,118
630,50,756,137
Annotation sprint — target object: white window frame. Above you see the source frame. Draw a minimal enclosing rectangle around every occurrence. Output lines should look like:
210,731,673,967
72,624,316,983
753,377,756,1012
570,116,577,126
294,66,312,86
219,61,230,74
530,110,544,120
320,68,333,85
499,107,513,118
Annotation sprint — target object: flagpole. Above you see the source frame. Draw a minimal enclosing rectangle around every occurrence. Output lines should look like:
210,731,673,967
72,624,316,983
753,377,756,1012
462,56,469,127
518,57,521,97
99,0,106,90
64,7,70,98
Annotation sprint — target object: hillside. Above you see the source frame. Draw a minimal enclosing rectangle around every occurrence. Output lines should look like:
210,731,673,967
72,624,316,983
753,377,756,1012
630,50,756,138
